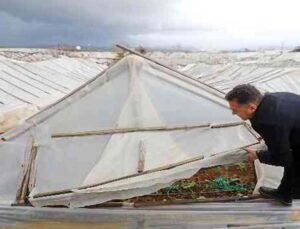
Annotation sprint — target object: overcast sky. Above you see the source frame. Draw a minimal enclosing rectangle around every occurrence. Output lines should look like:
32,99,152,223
0,0,300,50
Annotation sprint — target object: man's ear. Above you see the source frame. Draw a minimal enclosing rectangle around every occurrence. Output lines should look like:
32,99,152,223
248,103,257,112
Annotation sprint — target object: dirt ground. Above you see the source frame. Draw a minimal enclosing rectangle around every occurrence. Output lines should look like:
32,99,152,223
127,161,256,204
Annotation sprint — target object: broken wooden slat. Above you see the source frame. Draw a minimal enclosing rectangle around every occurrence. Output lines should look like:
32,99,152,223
19,145,38,203
137,141,146,173
28,145,38,192
15,138,36,205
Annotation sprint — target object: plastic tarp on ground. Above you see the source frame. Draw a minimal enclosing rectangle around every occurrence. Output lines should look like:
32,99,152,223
2,201,300,228
0,54,258,207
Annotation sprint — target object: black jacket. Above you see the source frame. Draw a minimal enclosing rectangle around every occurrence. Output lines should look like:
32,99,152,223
250,92,300,166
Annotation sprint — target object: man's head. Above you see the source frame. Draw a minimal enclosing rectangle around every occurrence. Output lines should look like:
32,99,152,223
225,84,263,120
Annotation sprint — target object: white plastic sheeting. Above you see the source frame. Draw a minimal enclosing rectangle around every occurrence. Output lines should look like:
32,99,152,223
0,134,30,204
0,54,258,207
148,50,283,67
181,62,300,94
0,55,108,132
0,56,106,107
3,201,300,228
254,160,284,193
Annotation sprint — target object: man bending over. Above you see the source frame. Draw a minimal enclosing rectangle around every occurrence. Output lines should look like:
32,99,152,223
225,84,300,206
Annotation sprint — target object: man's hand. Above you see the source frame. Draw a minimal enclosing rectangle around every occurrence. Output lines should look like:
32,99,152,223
244,147,258,162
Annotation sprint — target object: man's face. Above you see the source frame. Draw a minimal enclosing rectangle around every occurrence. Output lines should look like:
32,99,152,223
228,99,257,120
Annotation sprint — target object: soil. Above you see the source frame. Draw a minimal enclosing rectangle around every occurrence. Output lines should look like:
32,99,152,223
127,161,256,204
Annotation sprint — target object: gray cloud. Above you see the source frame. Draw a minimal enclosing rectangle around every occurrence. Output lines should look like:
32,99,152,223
0,0,175,28
0,0,299,49
0,0,216,48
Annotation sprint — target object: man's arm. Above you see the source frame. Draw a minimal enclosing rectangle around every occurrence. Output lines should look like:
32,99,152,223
256,124,292,166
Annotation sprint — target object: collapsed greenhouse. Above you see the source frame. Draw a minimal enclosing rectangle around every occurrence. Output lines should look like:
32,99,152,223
0,46,299,227
0,49,263,207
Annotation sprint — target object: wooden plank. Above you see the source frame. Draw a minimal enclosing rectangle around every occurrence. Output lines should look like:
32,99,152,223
28,145,38,192
51,121,245,138
19,146,38,203
137,141,145,173
15,138,34,204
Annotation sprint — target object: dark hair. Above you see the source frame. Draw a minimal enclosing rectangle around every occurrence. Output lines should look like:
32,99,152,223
225,84,262,105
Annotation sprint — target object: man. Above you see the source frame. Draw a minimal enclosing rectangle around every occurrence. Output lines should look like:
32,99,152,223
225,84,300,206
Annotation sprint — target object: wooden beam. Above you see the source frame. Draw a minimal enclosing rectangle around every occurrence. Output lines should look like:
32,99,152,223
28,145,38,193
51,121,245,138
15,140,37,205
20,146,38,202
14,140,32,204
137,141,145,173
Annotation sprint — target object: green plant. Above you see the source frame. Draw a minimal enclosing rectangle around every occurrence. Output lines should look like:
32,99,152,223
236,162,247,172
181,181,197,189
211,176,253,193
161,182,185,196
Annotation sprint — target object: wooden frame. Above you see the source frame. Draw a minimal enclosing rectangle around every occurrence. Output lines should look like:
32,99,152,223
14,138,38,205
